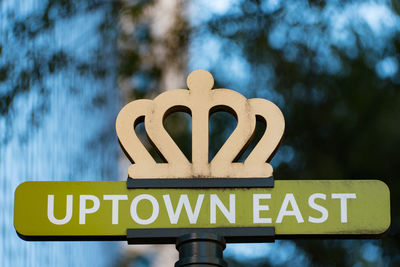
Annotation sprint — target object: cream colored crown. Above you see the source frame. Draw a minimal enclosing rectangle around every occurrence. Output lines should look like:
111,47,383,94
116,70,285,179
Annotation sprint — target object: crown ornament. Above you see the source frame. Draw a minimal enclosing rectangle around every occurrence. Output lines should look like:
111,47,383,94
116,70,285,179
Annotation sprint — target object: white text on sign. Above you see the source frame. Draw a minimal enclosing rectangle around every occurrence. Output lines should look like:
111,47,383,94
47,193,356,225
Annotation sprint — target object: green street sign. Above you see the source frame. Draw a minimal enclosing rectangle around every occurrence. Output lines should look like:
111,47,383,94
15,180,390,242
13,70,393,267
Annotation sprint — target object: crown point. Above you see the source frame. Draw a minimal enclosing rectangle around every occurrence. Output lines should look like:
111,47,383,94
187,69,214,92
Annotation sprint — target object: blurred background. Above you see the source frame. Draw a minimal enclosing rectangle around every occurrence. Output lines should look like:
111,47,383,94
1,0,400,266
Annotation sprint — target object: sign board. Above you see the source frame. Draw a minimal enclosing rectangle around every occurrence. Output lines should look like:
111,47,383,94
15,180,390,242
14,70,391,245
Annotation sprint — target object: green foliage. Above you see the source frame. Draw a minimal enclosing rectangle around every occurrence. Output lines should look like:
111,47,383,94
201,0,400,265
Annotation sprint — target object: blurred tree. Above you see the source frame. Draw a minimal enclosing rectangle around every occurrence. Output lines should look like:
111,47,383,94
0,0,120,144
195,0,400,266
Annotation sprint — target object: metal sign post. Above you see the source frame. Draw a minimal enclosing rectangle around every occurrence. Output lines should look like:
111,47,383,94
14,70,391,266
175,233,227,267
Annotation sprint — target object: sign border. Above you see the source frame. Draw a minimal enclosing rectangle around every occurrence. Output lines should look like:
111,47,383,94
15,179,391,243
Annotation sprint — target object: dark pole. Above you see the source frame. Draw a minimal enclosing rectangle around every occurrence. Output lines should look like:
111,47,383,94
175,233,227,267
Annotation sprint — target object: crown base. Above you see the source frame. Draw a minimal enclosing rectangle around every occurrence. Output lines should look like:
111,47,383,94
128,163,273,179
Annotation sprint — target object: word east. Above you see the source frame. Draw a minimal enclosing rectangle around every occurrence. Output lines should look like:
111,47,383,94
47,193,356,225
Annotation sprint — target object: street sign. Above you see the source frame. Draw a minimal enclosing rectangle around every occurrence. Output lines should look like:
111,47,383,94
15,180,390,242
14,69,392,266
